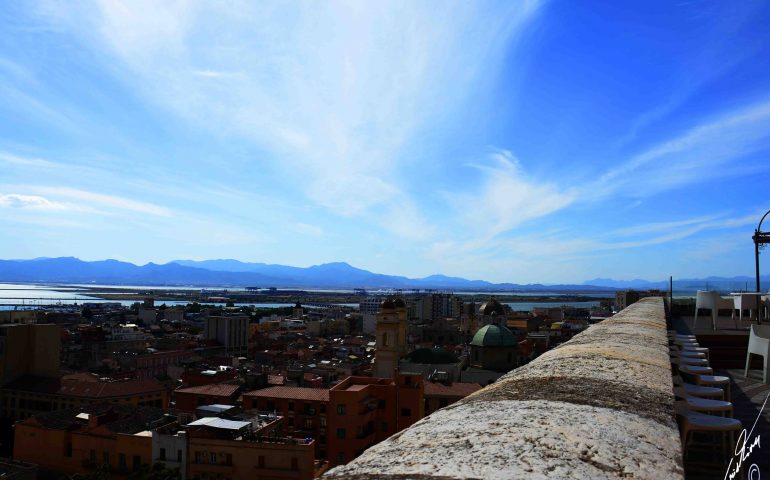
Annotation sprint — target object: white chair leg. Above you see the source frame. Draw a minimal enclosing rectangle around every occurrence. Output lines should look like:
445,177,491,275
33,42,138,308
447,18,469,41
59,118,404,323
745,352,752,378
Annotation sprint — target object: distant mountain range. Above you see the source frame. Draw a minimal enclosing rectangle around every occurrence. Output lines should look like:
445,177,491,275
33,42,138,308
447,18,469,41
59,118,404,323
0,257,766,292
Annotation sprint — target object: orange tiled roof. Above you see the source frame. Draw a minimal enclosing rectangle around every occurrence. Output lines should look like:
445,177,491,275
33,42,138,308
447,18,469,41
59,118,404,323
175,383,240,397
4,375,166,399
243,386,329,402
424,382,482,398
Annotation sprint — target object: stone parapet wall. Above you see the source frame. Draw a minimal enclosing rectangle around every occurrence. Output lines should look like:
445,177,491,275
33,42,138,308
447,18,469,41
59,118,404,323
325,297,683,479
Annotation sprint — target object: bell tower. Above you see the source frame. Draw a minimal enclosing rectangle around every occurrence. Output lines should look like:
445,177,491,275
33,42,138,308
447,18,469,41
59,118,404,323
373,296,408,378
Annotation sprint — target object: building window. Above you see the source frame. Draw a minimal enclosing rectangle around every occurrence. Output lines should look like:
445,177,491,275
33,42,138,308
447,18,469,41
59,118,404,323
439,398,448,408
89,450,96,463
291,458,298,471
133,455,141,471
401,408,411,417
377,399,385,409
336,452,345,464
258,456,265,468
320,404,326,414
102,452,109,467
119,454,126,470
382,333,389,347
159,448,166,461
288,417,294,427
65,443,72,458
336,404,346,415
288,401,294,412
381,421,388,432
177,450,182,463
336,428,346,439
210,452,216,464
320,417,326,427
266,400,275,411
473,350,479,361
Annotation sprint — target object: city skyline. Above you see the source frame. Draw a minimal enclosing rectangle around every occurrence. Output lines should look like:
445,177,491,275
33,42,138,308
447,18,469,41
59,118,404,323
2,1,770,283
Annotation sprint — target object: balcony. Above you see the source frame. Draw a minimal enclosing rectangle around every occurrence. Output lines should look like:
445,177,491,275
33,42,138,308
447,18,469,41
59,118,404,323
325,298,685,479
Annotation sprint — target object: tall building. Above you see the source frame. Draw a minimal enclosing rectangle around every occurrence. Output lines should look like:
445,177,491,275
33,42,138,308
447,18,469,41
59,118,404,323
0,324,60,386
205,315,249,355
327,373,423,467
373,297,408,379
414,294,462,323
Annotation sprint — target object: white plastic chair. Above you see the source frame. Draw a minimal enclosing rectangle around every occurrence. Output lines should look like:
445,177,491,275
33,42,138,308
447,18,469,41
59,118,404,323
732,293,757,327
744,324,770,383
694,291,734,331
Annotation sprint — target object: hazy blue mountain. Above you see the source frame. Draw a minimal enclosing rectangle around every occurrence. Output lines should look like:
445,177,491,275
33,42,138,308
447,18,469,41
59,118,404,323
585,275,770,292
1,257,765,292
583,278,668,289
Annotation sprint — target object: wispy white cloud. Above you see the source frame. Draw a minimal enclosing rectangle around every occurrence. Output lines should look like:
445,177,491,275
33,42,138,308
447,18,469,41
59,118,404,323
11,186,171,217
451,149,575,237
595,100,770,198
0,151,61,169
0,193,68,211
36,0,545,239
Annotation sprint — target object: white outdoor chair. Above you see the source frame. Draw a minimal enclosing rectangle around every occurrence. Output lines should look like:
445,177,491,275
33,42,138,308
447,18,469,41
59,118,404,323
694,291,733,331
744,324,770,383
732,293,757,328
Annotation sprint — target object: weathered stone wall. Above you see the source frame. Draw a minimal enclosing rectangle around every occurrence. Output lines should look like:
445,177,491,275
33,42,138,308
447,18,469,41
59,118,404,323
325,297,683,479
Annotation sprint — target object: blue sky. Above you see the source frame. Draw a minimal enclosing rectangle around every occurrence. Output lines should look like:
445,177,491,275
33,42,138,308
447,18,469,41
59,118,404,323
1,0,770,283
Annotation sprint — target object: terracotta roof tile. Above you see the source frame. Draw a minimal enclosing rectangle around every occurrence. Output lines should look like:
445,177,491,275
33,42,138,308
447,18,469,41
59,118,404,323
5,375,166,399
175,383,240,397
243,386,329,402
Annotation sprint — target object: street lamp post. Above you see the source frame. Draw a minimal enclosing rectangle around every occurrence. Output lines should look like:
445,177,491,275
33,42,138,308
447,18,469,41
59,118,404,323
752,209,770,324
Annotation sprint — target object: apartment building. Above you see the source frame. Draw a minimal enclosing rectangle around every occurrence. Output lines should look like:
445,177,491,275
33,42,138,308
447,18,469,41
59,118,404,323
13,404,172,477
242,386,330,459
327,373,423,467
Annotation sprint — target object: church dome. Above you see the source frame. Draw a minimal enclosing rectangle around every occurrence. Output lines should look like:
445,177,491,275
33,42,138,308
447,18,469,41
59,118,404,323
404,347,459,365
470,324,516,347
479,298,505,316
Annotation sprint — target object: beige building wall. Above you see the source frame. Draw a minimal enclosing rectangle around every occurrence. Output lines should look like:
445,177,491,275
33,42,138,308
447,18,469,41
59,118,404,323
0,324,60,385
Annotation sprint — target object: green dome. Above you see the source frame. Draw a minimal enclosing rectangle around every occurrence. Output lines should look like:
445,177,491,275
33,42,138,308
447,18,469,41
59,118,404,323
404,347,459,364
470,324,516,347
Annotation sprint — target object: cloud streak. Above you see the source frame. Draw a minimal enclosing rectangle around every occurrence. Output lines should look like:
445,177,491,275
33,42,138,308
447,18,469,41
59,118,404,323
38,0,545,238
452,149,575,237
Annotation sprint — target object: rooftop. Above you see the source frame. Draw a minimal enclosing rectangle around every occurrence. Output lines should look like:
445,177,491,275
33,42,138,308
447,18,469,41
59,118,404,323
22,403,169,435
243,386,330,402
175,383,240,397
186,417,251,431
5,374,166,398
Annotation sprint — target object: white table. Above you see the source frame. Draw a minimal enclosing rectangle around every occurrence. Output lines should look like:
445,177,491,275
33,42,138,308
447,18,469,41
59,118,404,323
729,292,767,324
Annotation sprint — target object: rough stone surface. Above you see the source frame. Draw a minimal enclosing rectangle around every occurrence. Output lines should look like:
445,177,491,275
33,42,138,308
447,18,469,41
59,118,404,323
325,298,684,479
